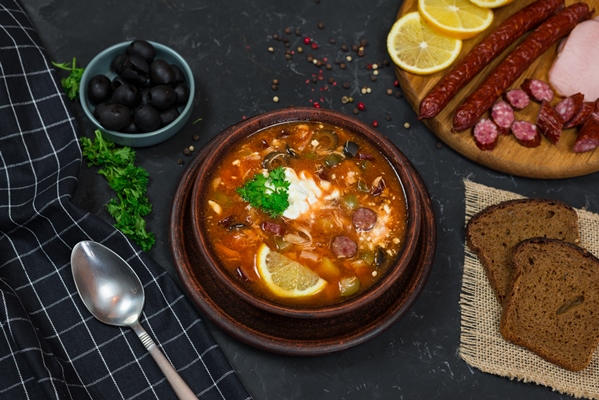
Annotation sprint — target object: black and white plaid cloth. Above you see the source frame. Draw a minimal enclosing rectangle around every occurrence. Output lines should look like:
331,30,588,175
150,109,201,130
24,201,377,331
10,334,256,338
0,1,251,399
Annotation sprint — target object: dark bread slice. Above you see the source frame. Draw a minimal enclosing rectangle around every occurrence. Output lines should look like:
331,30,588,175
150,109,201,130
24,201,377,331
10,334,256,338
466,198,579,304
500,238,599,372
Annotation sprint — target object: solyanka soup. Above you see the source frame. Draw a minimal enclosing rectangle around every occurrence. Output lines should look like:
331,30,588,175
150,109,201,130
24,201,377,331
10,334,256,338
202,120,408,307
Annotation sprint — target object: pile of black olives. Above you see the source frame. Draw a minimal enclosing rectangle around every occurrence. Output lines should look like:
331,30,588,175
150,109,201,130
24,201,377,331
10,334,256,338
88,40,190,133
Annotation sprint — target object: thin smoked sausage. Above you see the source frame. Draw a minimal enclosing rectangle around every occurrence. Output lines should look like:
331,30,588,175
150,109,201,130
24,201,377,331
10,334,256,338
452,3,591,132
418,0,564,120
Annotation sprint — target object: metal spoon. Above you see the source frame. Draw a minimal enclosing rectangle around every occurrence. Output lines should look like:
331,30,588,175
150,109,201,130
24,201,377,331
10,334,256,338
71,240,197,400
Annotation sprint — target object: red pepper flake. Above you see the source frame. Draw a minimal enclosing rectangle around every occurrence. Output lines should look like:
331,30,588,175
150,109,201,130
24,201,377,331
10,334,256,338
313,102,321,108
357,101,365,111
303,37,312,45
372,120,379,128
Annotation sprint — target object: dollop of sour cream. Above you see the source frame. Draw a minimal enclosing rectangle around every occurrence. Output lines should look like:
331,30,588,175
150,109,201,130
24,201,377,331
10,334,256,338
282,167,323,220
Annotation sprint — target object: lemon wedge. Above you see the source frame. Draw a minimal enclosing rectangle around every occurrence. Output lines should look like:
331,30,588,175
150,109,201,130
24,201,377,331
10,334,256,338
418,0,494,39
255,243,327,298
387,12,462,75
468,0,514,8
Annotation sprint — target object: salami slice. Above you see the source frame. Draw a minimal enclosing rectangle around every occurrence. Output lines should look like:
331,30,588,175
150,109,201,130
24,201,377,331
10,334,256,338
573,114,599,153
352,207,378,232
555,93,584,125
522,78,555,102
473,118,499,150
504,89,531,110
563,101,594,129
491,100,515,134
536,100,564,144
511,120,541,147
331,235,357,258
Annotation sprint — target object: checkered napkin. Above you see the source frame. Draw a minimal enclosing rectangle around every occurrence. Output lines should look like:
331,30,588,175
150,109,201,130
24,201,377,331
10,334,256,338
0,1,251,399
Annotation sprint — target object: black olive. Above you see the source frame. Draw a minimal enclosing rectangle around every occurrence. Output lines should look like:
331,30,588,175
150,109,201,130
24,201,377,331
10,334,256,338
374,247,385,267
110,54,128,74
139,87,152,105
171,64,185,83
228,223,248,231
94,103,132,131
111,84,140,108
343,140,360,158
122,120,140,134
150,59,176,85
133,104,161,132
262,151,289,170
173,82,190,106
87,74,113,105
126,40,156,64
111,75,127,90
160,107,180,127
149,85,177,110
120,55,149,85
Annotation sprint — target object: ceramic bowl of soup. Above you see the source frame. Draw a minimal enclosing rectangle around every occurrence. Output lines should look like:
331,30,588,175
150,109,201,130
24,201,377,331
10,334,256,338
190,108,423,319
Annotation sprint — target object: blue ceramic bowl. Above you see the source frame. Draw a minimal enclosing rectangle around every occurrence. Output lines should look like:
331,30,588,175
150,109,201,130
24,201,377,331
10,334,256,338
80,41,195,147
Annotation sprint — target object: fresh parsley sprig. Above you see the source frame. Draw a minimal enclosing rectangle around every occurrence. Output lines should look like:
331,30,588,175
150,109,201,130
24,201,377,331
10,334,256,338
80,130,156,251
237,166,290,218
52,57,84,100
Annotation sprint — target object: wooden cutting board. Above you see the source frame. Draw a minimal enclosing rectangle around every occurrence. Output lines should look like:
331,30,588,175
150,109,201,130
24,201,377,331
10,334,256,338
394,0,599,179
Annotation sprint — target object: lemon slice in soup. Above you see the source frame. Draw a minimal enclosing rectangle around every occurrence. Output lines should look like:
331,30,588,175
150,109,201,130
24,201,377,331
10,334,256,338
256,243,327,298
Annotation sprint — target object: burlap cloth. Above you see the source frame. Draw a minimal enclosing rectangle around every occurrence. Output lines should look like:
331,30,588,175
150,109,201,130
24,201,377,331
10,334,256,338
459,180,599,399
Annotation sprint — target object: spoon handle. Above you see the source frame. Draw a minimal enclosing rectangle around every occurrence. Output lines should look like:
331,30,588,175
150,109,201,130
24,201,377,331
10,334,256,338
131,321,198,399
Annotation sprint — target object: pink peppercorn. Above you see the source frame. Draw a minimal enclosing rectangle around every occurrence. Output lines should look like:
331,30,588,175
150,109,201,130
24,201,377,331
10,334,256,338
311,42,318,50
372,120,379,127
357,102,365,111
303,37,311,45
313,102,321,108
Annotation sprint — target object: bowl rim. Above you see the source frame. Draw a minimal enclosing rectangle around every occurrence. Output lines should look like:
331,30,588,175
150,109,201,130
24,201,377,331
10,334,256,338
190,107,422,318
79,40,195,142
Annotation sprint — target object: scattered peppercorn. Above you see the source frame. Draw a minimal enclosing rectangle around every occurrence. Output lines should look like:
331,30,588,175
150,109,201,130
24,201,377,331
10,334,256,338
385,115,392,121
339,63,346,70
341,44,348,52
329,38,336,44
303,37,311,45
386,89,393,95
285,27,292,34
372,120,379,127
268,47,274,53
183,147,191,156
317,22,324,30
404,122,411,129
273,34,280,41
273,96,280,103
295,29,301,36
178,158,185,165
311,42,319,50
352,108,359,114
357,102,365,111
192,134,200,141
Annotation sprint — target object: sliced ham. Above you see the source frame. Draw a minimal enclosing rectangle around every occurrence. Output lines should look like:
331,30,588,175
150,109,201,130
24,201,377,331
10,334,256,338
549,18,599,102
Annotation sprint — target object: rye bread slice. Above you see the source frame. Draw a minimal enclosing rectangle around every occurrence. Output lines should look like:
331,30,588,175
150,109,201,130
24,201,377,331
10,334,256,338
500,238,599,372
466,198,579,304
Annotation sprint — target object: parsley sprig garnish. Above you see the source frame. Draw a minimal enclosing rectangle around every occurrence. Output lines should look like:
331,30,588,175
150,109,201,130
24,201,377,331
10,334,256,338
237,166,290,218
80,130,156,251
52,57,84,100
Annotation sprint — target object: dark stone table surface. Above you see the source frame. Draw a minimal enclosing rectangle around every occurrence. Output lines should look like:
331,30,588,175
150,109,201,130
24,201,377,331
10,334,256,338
21,0,597,398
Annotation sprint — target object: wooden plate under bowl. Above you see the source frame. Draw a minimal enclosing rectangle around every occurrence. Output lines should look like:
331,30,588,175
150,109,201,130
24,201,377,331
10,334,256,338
169,121,436,356
394,0,599,179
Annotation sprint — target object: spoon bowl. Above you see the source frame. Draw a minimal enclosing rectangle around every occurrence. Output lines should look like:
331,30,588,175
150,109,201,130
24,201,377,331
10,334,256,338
71,240,197,399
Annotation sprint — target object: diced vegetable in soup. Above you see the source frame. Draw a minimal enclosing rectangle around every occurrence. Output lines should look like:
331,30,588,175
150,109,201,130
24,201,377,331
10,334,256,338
202,121,408,307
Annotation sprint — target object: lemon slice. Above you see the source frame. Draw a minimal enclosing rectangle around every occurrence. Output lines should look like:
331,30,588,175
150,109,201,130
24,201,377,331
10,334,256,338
468,0,514,8
387,12,462,75
256,243,327,298
418,0,494,39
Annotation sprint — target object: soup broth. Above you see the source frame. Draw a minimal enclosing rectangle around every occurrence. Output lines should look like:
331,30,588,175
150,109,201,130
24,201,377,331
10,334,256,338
202,121,408,307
